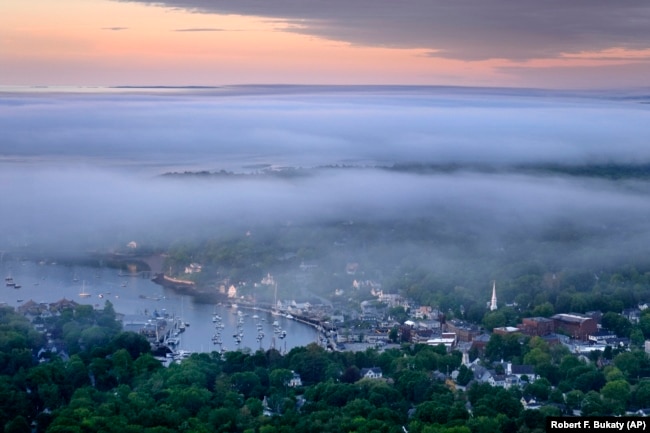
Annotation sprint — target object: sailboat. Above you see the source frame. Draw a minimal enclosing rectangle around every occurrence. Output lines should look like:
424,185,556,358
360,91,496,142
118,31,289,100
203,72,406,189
79,281,91,298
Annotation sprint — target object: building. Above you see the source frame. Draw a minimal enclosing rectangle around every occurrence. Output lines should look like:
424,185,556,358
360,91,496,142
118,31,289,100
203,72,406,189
588,330,617,344
493,326,521,336
622,308,642,324
551,313,598,340
184,263,202,274
288,371,302,387
518,317,554,337
360,367,383,379
446,319,481,342
506,363,538,382
426,333,457,350
489,280,498,311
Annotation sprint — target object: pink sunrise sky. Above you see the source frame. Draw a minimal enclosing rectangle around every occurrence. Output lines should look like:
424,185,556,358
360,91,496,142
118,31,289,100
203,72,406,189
1,0,650,88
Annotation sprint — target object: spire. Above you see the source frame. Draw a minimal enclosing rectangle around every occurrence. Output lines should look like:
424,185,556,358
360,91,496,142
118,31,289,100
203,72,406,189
490,280,497,311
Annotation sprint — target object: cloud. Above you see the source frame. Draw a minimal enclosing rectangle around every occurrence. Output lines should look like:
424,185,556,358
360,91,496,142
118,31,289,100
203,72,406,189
118,0,650,61
102,27,129,31
498,62,650,89
172,28,224,32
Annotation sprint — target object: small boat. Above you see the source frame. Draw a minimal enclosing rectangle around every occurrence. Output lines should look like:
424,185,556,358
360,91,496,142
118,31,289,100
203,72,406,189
79,281,91,298
13,284,21,289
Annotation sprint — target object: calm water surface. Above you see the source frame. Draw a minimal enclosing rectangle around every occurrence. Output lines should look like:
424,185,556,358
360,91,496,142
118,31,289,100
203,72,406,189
1,260,320,354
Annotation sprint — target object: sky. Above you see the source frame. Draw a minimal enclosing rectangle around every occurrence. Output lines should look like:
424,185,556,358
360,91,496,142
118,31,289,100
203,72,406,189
2,0,650,88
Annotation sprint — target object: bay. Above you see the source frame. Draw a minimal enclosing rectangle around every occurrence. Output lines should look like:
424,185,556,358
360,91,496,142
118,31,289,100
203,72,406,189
0,259,321,354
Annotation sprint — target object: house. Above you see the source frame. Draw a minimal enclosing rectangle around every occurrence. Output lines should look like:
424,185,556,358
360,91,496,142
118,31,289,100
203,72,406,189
262,396,276,416
287,371,302,388
49,298,79,313
488,373,506,387
360,367,383,379
469,363,537,389
622,308,642,324
506,363,538,382
184,263,202,274
414,306,433,319
521,396,542,410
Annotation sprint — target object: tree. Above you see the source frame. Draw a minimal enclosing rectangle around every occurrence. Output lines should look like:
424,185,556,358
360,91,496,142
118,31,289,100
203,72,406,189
456,364,473,386
564,389,584,412
634,380,650,408
614,351,643,380
581,391,605,416
389,327,399,343
523,348,551,368
112,332,151,360
630,328,645,347
525,378,551,401
340,366,361,384
482,311,506,331
4,415,30,433
388,306,408,324
269,368,295,389
600,379,630,414
110,348,135,384
602,312,632,338
485,333,522,362
531,302,554,318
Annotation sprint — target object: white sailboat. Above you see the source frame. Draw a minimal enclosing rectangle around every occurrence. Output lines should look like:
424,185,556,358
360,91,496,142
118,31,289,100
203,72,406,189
79,280,91,298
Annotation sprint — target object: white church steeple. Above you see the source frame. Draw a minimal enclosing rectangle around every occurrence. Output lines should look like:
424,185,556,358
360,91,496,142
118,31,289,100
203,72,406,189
489,280,498,311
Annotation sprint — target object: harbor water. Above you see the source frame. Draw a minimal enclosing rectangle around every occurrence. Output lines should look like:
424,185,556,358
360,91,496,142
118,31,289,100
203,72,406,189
1,259,321,354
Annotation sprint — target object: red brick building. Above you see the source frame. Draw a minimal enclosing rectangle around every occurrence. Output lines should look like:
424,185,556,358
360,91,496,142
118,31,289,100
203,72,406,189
445,319,481,342
518,317,554,337
551,313,597,340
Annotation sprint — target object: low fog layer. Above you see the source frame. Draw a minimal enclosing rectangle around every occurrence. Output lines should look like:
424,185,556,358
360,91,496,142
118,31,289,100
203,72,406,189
1,86,650,275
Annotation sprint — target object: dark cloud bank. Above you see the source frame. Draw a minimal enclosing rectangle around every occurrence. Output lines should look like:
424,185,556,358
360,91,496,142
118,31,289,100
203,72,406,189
1,86,650,284
122,0,650,61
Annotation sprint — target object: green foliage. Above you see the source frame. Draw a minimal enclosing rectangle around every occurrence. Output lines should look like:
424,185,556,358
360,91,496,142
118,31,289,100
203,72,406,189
1,287,649,433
